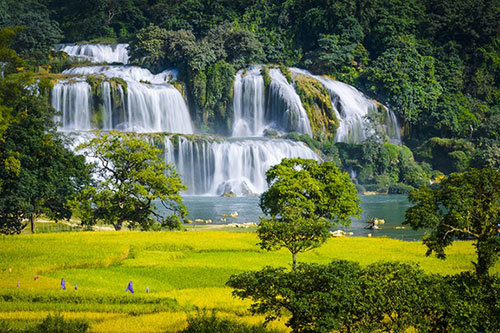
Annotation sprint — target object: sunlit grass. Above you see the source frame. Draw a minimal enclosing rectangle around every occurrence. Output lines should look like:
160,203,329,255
0,230,498,331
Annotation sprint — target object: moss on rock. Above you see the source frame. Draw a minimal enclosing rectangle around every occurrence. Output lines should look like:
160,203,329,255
294,74,338,141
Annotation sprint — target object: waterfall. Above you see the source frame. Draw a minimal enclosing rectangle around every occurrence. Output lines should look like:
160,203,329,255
163,136,320,195
290,68,401,144
231,66,312,137
52,66,193,134
51,81,92,131
267,68,312,136
232,67,266,137
56,43,129,64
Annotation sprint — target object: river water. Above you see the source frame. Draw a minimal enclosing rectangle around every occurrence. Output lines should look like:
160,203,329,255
180,194,424,240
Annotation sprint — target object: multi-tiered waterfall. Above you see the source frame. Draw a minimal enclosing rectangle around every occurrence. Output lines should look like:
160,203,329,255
53,44,400,196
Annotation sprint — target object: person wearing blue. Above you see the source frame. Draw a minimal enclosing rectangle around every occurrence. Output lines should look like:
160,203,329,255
61,278,66,290
125,281,134,293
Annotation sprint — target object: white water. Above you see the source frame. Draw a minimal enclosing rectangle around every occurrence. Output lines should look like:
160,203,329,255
52,66,193,134
56,43,129,64
291,68,401,144
232,67,266,136
232,66,312,137
52,81,92,131
164,136,320,195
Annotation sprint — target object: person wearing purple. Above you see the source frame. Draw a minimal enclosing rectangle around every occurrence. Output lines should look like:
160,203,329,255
61,278,66,290
125,281,134,293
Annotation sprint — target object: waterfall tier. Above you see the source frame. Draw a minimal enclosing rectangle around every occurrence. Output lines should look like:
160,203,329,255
163,136,320,195
232,66,312,137
52,66,193,134
56,43,130,64
290,68,401,144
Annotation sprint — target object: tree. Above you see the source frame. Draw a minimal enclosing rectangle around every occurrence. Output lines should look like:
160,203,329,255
1,0,62,61
259,158,360,269
227,260,451,332
227,260,363,332
358,262,450,331
74,132,187,231
0,76,90,234
404,168,500,278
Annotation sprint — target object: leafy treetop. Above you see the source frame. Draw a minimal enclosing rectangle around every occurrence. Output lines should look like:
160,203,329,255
74,132,187,231
404,168,500,278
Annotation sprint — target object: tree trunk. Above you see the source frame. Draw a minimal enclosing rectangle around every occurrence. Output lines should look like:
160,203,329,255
475,239,494,280
292,252,297,271
114,221,123,231
30,213,36,234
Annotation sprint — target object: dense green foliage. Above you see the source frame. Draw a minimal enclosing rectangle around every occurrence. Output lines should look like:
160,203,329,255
183,311,275,333
228,260,500,332
73,132,187,231
259,158,360,268
0,75,90,234
405,168,500,278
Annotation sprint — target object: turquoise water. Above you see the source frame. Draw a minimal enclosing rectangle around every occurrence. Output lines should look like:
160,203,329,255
180,194,424,240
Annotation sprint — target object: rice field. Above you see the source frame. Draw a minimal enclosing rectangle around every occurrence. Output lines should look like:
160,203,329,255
1,228,498,331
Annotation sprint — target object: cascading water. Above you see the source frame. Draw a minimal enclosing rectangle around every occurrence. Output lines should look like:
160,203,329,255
56,43,129,64
163,136,320,195
51,81,92,131
52,66,193,134
232,67,266,137
267,68,312,136
290,68,401,144
232,66,312,137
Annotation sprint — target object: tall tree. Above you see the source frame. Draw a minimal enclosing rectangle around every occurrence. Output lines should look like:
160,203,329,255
0,76,90,234
404,168,500,278
74,132,187,231
259,158,361,269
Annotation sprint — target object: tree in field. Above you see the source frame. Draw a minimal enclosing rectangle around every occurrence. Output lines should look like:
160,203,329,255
74,132,187,231
259,158,361,269
0,76,90,234
227,260,363,332
404,168,500,278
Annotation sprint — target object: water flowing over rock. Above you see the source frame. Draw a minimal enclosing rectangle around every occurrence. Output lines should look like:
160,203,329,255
56,43,130,64
290,68,401,144
163,136,320,195
52,66,193,134
232,67,266,136
52,44,402,197
232,66,312,137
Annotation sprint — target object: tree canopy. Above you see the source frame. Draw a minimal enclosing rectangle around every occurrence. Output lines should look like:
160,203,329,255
73,132,187,231
404,168,500,278
0,75,90,234
258,158,361,268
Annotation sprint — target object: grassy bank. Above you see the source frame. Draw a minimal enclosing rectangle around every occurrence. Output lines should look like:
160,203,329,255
1,230,498,331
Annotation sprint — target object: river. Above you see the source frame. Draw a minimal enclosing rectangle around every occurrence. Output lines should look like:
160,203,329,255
179,194,424,240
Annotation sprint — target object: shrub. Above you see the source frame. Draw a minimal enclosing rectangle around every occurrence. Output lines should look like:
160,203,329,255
388,183,414,194
182,311,272,333
33,313,89,333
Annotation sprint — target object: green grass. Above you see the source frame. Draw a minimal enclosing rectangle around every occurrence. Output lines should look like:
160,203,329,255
0,230,498,331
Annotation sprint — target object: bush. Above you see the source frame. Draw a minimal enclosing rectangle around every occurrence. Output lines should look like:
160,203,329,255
33,313,89,333
445,272,500,331
388,183,414,194
182,311,272,333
